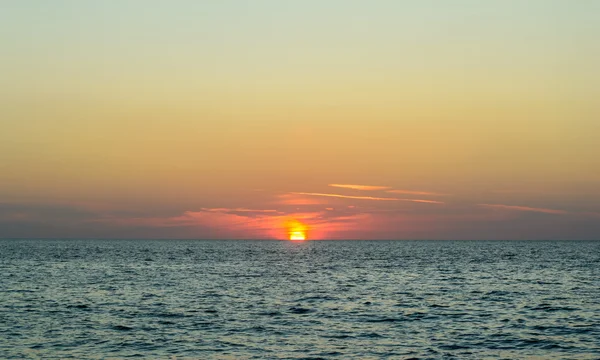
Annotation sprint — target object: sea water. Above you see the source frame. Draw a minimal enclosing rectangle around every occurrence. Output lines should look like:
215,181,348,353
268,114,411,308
1,240,599,359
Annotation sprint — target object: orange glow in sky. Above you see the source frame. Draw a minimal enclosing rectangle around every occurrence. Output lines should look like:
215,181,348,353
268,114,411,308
1,2,599,241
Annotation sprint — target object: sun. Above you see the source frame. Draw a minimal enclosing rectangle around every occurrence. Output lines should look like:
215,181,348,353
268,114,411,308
289,231,306,241
286,219,308,241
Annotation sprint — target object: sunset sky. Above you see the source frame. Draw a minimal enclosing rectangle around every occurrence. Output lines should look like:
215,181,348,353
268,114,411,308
1,1,599,239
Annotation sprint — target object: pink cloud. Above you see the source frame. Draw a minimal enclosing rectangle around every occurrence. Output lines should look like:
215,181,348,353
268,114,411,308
95,211,286,238
91,206,380,240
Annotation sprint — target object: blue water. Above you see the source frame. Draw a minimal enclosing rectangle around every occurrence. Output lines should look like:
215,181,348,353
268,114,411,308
1,240,599,359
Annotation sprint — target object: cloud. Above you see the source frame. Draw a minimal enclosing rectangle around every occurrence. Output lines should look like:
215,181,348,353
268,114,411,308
490,189,556,195
387,189,448,196
408,199,445,204
275,193,328,205
201,208,280,214
582,212,600,218
3,200,599,240
291,192,444,204
329,184,391,191
0,202,99,222
93,207,375,240
478,204,567,215
94,210,288,238
292,192,402,201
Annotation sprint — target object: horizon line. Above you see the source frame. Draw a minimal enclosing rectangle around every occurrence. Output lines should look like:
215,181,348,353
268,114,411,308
1,238,598,241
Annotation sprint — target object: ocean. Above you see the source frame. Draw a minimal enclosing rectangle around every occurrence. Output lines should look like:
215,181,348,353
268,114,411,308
1,239,599,359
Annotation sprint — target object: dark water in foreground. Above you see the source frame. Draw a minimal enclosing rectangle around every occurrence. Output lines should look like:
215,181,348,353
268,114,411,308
1,240,599,359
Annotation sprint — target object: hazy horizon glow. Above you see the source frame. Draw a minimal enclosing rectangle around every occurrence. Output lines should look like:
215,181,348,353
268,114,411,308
1,1,599,240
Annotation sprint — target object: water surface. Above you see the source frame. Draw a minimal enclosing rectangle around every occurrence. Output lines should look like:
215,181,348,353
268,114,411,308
1,240,599,359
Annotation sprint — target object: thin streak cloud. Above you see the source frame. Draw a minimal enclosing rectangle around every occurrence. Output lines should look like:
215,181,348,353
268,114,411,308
581,212,600,218
479,204,567,215
409,199,445,204
329,184,391,191
387,190,448,196
291,192,444,204
293,192,403,201
201,208,279,213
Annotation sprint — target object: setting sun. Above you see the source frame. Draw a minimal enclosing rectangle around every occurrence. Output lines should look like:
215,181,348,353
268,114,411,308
286,220,308,241
289,231,306,241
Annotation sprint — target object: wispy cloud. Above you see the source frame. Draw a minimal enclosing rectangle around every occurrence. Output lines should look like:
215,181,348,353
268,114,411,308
201,208,280,214
329,184,391,191
582,212,600,218
276,193,328,205
93,207,376,240
479,204,567,215
293,192,402,201
408,199,445,204
490,189,556,195
387,189,448,196
4,199,598,240
95,210,288,238
291,192,444,204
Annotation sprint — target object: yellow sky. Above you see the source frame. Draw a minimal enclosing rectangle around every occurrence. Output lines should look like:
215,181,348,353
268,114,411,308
1,1,599,239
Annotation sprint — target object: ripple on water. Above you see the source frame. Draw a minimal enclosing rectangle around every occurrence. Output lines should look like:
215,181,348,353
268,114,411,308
1,239,599,359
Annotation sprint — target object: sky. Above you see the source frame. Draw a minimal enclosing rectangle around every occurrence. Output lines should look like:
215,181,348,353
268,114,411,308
1,1,599,240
